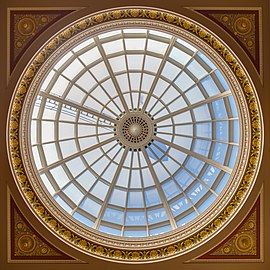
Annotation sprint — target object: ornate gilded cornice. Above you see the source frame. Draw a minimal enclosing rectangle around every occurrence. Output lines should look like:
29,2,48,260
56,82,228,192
7,7,263,263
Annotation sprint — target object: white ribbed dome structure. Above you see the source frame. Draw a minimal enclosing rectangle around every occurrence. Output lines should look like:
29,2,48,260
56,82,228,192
29,27,240,238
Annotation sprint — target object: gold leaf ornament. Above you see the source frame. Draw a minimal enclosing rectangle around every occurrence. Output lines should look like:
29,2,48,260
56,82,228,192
13,157,22,166
36,205,45,214
252,138,260,147
183,20,191,29
214,218,222,227
63,230,71,239
18,85,27,94
184,239,193,248
63,29,72,38
130,9,140,17
235,233,254,252
236,190,245,200
17,234,36,253
114,250,123,258
225,53,234,63
167,246,176,254
48,40,57,50
96,245,104,254
78,239,88,248
226,205,234,214
112,10,121,19
252,120,260,129
250,156,258,165
199,29,208,38
17,174,26,183
25,191,34,200
78,20,87,29
200,230,208,239
150,249,158,258
249,101,258,111
13,103,21,112
149,10,157,19
213,40,221,49
35,54,45,63
48,219,57,228
244,84,252,93
25,69,34,78
166,14,175,23
95,14,104,23
236,68,245,77
244,174,252,184
10,139,18,148
131,251,140,259
10,120,19,129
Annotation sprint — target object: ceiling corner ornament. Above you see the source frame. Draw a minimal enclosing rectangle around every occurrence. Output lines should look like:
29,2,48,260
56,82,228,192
10,10,75,73
10,196,77,261
7,7,263,263
194,9,260,73
194,195,261,261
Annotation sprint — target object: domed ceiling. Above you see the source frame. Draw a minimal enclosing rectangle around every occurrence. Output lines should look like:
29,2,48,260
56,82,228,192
8,7,263,263
29,27,240,238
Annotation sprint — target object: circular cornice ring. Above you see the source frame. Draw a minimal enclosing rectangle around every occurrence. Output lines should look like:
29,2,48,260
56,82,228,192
7,7,263,263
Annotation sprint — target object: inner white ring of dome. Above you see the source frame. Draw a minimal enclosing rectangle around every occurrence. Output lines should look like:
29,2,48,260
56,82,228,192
30,27,240,238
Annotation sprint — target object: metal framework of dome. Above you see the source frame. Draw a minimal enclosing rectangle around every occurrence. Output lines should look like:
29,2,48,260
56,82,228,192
29,27,240,237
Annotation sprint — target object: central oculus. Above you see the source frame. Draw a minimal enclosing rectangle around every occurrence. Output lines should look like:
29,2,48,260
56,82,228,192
116,111,156,150
128,123,142,137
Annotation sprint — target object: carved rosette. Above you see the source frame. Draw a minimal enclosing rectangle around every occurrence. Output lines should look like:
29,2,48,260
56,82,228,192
8,8,263,262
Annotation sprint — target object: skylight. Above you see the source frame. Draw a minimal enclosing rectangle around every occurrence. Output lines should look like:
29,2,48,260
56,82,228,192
30,27,240,238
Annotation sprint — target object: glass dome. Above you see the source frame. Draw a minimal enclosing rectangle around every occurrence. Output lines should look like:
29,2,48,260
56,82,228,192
29,27,240,238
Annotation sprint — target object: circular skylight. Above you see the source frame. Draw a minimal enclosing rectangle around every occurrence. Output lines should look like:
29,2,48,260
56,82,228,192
29,27,240,238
